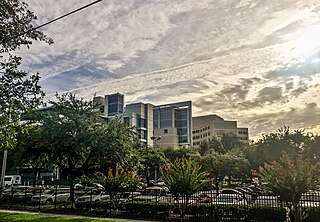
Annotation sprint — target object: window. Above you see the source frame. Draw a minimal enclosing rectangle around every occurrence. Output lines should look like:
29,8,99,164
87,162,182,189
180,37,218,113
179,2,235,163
164,129,168,134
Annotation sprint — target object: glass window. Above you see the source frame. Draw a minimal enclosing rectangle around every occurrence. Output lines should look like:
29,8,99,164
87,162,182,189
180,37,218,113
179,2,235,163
153,110,158,129
160,108,172,128
179,136,188,143
108,104,118,114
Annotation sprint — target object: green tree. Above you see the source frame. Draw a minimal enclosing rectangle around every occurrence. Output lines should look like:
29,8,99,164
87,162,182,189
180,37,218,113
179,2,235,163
160,157,209,218
14,125,52,186
38,93,138,202
198,137,224,155
203,151,250,187
198,133,244,155
0,0,52,186
139,146,168,186
258,153,320,222
95,164,142,208
162,146,200,163
245,126,315,170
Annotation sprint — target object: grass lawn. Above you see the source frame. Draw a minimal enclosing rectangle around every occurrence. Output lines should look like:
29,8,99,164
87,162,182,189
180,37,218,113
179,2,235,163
0,212,126,222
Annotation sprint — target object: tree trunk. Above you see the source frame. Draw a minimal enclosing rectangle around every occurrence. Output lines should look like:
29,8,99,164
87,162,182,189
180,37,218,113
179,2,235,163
32,168,38,187
70,174,75,203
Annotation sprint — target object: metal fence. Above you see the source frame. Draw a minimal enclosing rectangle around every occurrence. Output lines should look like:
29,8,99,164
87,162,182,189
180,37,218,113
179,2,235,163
0,187,320,222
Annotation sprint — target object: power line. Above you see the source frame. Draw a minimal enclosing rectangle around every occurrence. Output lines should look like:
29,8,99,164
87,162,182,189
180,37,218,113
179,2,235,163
11,0,102,40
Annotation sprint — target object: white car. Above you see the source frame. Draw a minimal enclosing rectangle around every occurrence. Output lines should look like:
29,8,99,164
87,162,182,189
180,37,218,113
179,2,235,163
31,188,70,204
299,192,320,208
254,195,281,208
74,182,104,190
133,186,172,203
212,193,247,205
75,189,110,209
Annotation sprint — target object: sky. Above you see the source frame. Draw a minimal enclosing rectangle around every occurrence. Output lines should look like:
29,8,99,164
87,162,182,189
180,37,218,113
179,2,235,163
18,0,320,140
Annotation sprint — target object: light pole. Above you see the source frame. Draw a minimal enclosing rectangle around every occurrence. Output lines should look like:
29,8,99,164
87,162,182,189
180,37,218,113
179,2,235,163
150,136,161,147
150,136,161,182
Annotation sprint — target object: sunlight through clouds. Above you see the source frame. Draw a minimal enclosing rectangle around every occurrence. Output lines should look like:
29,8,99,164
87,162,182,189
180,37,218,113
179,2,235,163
19,0,320,138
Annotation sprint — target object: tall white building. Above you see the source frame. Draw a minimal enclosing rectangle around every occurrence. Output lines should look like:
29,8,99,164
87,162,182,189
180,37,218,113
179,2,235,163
192,114,249,146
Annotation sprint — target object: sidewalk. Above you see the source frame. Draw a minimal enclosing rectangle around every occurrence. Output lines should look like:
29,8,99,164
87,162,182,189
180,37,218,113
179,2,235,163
0,209,161,222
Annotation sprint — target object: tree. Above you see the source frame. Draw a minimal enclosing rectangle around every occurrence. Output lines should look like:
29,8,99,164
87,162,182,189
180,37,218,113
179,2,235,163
198,133,244,155
220,132,245,153
203,151,250,187
162,146,200,163
14,125,52,186
160,157,209,218
198,137,224,155
258,153,320,222
139,146,168,186
0,0,52,186
38,93,139,202
95,164,142,208
245,126,315,170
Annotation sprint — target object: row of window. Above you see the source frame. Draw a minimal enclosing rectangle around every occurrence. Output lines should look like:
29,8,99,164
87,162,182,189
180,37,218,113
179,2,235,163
193,131,211,140
192,125,210,134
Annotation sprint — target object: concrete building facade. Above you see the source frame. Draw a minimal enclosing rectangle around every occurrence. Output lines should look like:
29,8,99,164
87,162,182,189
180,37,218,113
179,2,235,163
94,93,248,148
93,92,124,118
192,114,249,146
123,102,154,147
153,101,192,148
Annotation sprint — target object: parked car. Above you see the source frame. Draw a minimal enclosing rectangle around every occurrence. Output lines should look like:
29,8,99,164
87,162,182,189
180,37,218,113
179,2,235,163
254,195,281,208
234,187,253,202
118,191,141,203
74,182,104,190
31,188,70,204
13,186,40,202
174,191,212,207
299,192,320,208
75,189,110,209
133,186,172,203
212,193,247,205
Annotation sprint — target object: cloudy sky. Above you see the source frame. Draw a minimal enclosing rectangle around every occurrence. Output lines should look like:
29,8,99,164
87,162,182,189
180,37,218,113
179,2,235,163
19,0,320,140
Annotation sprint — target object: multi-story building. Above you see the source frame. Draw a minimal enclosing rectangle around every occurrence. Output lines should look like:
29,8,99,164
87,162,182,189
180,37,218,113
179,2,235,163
192,114,249,146
123,102,154,146
153,101,192,148
93,92,124,119
94,94,248,148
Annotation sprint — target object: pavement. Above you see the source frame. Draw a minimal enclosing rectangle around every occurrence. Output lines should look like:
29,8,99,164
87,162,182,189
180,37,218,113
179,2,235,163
0,209,161,222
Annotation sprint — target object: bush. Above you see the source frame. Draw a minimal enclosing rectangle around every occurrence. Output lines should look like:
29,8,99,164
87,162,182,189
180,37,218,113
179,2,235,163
248,207,287,222
123,201,172,218
304,208,320,222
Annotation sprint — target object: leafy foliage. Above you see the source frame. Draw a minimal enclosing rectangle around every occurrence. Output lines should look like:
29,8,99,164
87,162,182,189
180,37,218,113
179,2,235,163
258,153,320,222
160,157,209,195
95,164,142,193
14,125,52,186
247,126,314,168
34,93,139,201
258,153,319,202
198,133,245,155
203,151,250,187
0,0,52,151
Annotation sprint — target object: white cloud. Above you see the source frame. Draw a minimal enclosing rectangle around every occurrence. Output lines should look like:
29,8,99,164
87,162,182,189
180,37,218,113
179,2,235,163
16,0,320,139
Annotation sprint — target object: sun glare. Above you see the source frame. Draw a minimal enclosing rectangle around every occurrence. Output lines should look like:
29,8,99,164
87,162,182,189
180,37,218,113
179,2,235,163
294,26,320,59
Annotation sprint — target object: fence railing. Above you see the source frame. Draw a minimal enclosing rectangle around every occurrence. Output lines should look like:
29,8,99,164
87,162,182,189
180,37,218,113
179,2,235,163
0,187,320,222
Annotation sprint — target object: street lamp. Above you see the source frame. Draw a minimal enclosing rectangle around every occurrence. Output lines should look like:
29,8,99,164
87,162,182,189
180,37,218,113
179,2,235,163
150,136,162,182
150,136,161,147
